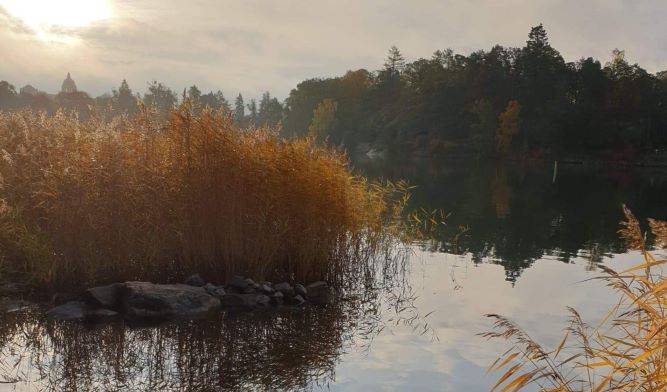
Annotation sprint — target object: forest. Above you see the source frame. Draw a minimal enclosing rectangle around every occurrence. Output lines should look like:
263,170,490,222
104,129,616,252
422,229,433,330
2,25,667,162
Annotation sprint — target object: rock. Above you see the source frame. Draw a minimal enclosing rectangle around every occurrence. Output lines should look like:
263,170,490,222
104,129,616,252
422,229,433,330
185,274,206,287
242,286,257,294
258,283,274,295
0,297,34,313
85,308,121,323
120,282,221,321
52,292,80,306
84,283,122,310
221,293,270,309
244,278,258,289
271,291,284,305
203,283,226,299
228,275,248,291
274,282,295,298
294,284,307,297
294,294,306,306
306,281,331,305
46,301,87,320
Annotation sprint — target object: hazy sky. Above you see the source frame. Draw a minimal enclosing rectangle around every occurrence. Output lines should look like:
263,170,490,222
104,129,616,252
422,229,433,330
1,0,666,100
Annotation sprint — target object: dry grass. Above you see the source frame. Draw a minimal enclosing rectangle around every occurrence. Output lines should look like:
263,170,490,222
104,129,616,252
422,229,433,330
481,205,667,392
0,104,409,290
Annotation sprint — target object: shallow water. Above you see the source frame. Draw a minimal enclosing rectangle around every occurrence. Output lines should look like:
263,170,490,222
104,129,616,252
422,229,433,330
2,159,667,391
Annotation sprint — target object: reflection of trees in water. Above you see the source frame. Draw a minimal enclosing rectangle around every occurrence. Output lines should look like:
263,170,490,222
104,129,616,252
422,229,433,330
0,268,432,391
355,156,667,281
0,303,366,391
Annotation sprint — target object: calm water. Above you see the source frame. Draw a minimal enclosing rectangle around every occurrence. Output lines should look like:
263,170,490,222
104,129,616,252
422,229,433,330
1,159,667,391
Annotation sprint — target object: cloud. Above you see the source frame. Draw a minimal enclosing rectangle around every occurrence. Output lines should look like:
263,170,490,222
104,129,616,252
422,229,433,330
0,0,665,99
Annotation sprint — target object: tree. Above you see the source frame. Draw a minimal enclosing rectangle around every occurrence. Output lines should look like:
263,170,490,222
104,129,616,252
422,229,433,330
308,99,338,142
496,100,521,156
112,79,138,115
187,85,202,104
246,99,258,126
200,90,230,112
384,46,406,75
234,94,245,126
470,99,497,154
0,81,17,110
143,81,177,116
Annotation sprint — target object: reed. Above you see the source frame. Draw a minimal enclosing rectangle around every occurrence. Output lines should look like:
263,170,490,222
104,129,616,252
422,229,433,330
0,104,408,290
482,205,667,392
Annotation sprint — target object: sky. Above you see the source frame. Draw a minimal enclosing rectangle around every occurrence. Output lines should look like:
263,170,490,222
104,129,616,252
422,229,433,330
0,0,666,100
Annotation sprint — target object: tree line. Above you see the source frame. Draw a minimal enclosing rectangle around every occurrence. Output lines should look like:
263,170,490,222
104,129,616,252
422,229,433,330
2,24,667,160
283,24,667,161
0,79,283,129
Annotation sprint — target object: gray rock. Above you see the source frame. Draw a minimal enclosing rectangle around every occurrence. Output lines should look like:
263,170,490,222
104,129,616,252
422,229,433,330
221,293,269,309
244,278,258,288
46,301,87,320
271,291,284,305
274,282,295,298
242,286,257,294
294,294,306,306
228,275,248,291
185,274,206,287
306,281,331,305
258,283,274,295
120,282,221,321
294,284,307,297
203,284,227,299
85,283,122,310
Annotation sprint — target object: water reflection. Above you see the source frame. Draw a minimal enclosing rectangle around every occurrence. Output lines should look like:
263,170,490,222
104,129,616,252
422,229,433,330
356,156,667,281
0,300,385,391
2,159,667,391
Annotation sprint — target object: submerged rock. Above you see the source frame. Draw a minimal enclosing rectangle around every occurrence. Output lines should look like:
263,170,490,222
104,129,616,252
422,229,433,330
184,274,206,287
121,282,221,321
85,308,121,323
85,283,122,310
294,294,306,306
46,301,87,320
221,293,270,309
306,281,331,305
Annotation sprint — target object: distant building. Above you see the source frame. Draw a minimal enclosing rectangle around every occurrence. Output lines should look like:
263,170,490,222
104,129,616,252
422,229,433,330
19,84,39,96
61,72,77,93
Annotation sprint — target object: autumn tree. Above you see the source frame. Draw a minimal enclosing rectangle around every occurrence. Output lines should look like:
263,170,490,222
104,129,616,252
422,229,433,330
308,99,338,142
496,100,521,156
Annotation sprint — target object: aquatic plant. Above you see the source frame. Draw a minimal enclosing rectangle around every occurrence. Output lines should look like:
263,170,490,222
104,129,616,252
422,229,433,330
0,104,412,290
482,205,667,391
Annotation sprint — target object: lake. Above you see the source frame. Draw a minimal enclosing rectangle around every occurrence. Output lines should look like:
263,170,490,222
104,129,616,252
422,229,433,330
1,158,666,391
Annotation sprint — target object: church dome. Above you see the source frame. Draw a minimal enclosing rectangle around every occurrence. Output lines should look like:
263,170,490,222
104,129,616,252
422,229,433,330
61,72,77,93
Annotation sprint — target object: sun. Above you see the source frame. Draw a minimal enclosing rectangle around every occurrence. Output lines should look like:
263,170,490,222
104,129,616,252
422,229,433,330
0,0,112,41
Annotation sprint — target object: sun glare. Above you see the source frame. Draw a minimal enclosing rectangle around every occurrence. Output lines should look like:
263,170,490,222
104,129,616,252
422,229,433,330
0,0,112,42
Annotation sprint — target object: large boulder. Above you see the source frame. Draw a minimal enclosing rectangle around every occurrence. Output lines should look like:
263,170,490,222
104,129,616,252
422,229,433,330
84,283,122,310
306,281,331,305
120,282,221,321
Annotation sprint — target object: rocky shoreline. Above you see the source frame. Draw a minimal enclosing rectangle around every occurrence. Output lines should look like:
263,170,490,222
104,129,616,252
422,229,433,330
45,275,332,323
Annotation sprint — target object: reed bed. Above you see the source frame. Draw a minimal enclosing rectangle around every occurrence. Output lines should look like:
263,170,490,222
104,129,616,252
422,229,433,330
0,105,407,290
482,206,667,392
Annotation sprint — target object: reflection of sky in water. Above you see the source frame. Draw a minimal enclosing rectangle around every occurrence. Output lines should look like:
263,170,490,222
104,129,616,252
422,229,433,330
323,249,638,391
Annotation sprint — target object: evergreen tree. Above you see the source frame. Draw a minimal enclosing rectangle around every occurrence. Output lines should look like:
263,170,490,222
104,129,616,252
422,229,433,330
234,94,245,126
